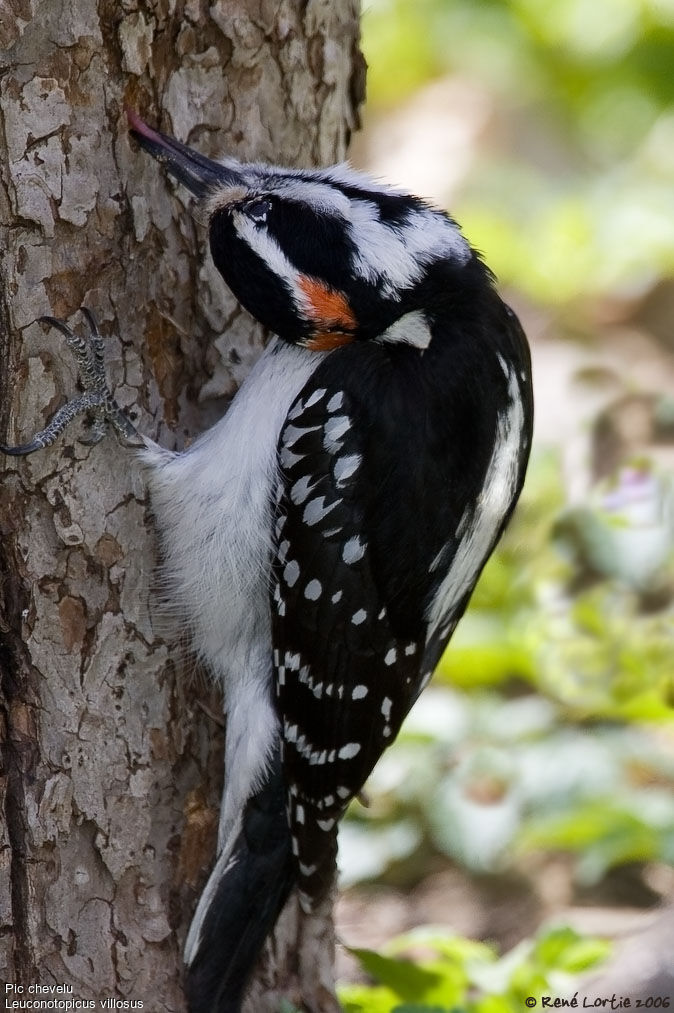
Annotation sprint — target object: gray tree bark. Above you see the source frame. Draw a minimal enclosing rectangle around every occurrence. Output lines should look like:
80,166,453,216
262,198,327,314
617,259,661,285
0,2,364,1009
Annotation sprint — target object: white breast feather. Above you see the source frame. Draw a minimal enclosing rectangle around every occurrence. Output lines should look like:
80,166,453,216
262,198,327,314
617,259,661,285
138,338,325,854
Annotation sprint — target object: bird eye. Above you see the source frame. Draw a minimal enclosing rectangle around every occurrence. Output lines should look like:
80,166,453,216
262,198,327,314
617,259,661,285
244,197,272,224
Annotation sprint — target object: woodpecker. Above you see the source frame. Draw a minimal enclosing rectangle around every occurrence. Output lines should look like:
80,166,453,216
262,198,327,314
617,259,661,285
1,111,533,1012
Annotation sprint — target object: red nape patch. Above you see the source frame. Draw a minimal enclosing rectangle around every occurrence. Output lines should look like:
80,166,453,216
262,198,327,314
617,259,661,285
298,275,357,331
304,332,356,351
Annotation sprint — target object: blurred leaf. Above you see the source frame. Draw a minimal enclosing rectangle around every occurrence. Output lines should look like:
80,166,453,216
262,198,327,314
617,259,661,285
348,948,449,1003
340,925,610,1013
473,998,517,1013
428,750,520,871
340,983,404,1013
338,820,421,886
519,801,661,882
361,0,447,108
386,928,497,966
361,0,674,297
393,1006,457,1013
354,0,674,907
532,926,611,973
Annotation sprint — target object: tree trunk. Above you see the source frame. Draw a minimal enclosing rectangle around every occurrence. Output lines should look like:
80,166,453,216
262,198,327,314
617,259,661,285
0,3,364,1009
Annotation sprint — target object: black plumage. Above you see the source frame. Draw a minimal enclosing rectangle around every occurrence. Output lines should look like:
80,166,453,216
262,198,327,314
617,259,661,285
271,295,532,906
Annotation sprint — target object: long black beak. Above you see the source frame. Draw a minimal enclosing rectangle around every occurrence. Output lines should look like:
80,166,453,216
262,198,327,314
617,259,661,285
127,108,242,198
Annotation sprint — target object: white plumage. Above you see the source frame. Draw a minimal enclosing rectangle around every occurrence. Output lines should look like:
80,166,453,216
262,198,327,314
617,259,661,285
138,338,326,857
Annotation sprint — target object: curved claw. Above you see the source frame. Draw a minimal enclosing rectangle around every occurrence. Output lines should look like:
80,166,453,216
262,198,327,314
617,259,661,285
0,440,48,457
38,314,74,338
1,309,140,457
79,307,99,335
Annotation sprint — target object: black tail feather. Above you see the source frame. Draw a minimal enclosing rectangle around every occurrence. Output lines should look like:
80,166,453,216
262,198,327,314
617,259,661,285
185,750,296,1013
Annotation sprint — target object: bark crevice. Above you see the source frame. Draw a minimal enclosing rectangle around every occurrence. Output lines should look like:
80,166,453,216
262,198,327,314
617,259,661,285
1,2,363,1007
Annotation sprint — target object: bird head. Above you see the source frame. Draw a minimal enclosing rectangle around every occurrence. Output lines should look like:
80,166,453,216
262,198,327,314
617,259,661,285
128,109,475,352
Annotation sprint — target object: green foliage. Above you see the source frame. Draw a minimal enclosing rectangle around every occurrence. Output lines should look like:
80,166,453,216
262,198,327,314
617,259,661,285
435,453,674,720
520,797,674,885
341,687,674,882
361,0,674,301
347,8,674,999
364,0,674,148
431,451,672,721
339,454,674,885
339,925,611,1013
348,949,449,1004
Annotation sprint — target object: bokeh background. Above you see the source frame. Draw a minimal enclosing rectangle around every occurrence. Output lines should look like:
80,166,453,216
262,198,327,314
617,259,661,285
334,2,674,1009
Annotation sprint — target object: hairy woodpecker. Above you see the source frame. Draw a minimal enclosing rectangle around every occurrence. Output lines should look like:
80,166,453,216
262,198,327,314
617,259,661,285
1,111,534,1012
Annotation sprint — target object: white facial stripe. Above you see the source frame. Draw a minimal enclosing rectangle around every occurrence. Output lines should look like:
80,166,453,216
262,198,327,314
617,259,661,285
209,162,352,217
349,201,429,297
348,203,470,300
426,367,525,640
220,161,471,329
235,159,407,200
397,208,471,271
324,161,412,197
267,177,351,216
234,211,299,289
233,213,317,323
378,310,432,350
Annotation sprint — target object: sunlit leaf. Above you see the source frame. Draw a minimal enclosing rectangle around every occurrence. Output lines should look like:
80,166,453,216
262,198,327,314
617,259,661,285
347,948,449,1003
533,926,611,973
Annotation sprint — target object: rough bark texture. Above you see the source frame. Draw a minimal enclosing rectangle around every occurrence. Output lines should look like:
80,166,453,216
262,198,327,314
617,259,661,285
0,2,364,1009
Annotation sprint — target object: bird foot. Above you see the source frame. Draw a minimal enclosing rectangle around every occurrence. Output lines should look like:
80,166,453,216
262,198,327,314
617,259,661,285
0,309,140,457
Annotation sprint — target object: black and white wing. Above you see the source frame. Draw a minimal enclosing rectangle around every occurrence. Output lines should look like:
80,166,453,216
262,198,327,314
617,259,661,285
270,331,531,909
271,376,423,907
